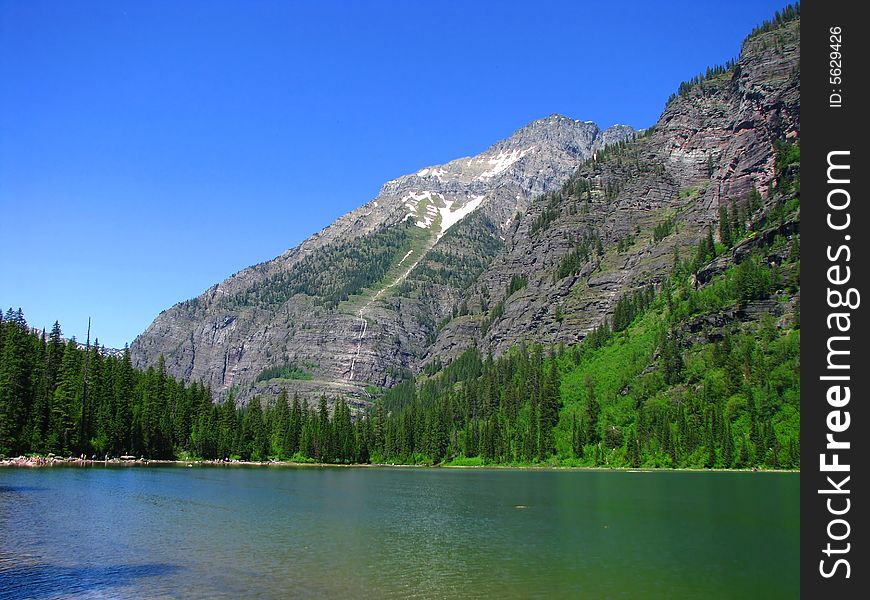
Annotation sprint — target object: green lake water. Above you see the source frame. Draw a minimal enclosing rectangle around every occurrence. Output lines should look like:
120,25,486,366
0,466,798,599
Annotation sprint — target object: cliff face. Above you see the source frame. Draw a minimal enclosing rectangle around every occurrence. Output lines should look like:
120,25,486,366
131,117,634,405
133,18,798,410
424,20,799,367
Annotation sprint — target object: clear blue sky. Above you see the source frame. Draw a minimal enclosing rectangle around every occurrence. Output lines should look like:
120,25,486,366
1,0,787,348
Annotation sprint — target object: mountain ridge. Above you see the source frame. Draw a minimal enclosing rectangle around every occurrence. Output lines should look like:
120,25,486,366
131,114,636,405
423,17,799,368
133,14,799,411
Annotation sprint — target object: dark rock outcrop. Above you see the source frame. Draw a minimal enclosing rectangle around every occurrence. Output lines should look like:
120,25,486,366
132,116,635,406
132,19,799,412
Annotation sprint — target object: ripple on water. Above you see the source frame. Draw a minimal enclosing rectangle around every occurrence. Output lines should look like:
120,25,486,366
0,467,799,599
0,560,182,600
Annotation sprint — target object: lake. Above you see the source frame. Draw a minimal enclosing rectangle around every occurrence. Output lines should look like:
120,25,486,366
0,466,798,599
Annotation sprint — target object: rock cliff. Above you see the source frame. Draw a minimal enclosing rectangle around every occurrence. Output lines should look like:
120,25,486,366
425,19,799,366
131,117,634,405
133,18,799,411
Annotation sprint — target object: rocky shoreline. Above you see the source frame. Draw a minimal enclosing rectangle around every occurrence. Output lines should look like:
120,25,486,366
0,455,168,468
0,454,798,473
0,455,321,468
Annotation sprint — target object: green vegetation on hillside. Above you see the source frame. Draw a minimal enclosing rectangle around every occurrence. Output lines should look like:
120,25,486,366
363,132,801,468
406,210,504,291
553,226,604,280
1,6,801,470
256,363,314,382
0,175,800,468
233,220,426,310
0,315,363,463
365,217,799,468
665,60,737,108
747,2,800,39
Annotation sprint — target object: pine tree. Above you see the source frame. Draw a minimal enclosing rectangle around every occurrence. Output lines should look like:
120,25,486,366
571,413,585,458
763,420,778,467
704,418,716,468
219,393,238,460
626,426,641,468
89,342,112,456
243,396,268,461
748,394,762,464
271,389,290,458
78,321,92,457
719,204,733,247
317,396,331,462
355,417,370,464
52,339,81,455
525,404,539,462
300,401,315,459
0,310,32,455
721,419,734,467
584,375,599,443
464,419,478,458
141,356,171,458
113,346,135,455
38,323,64,450
736,435,750,468
289,393,302,455
538,360,561,458
661,331,684,385
333,398,355,463
748,185,762,214
23,329,47,452
706,224,717,259
730,200,741,237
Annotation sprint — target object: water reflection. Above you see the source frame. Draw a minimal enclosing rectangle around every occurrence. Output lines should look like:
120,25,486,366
0,467,799,599
0,562,181,599
0,485,45,494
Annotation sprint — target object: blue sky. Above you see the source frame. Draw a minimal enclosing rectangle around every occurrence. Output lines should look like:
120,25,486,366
1,0,788,348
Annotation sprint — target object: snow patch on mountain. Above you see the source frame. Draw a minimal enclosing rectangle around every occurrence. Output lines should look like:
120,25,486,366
437,195,485,240
403,190,440,228
478,146,535,179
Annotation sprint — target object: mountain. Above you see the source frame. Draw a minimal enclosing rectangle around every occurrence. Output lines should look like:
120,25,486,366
1,6,800,468
133,12,799,416
425,16,799,368
370,11,800,468
131,118,636,405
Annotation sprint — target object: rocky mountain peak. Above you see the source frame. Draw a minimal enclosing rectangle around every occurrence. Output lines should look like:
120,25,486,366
132,7,799,412
495,113,599,148
130,114,637,406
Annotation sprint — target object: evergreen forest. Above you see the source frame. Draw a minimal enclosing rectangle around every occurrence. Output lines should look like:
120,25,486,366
0,156,800,468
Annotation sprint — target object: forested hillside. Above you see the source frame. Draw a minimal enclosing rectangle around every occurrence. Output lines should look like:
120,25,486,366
0,135,798,468
0,312,362,462
2,5,800,469
367,138,800,469
131,114,636,404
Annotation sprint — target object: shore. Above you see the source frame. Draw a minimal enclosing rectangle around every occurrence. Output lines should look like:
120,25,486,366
0,454,799,473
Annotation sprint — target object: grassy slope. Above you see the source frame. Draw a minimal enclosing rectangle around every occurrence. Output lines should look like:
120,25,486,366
338,220,436,315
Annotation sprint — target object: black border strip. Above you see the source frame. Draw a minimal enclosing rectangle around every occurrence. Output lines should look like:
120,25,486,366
802,1,867,596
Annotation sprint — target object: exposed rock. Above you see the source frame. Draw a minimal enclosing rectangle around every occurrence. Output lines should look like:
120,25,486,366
423,20,799,366
132,116,635,407
132,20,799,412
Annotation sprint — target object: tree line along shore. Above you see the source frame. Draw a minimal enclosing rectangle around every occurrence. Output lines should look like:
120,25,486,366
0,142,800,471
